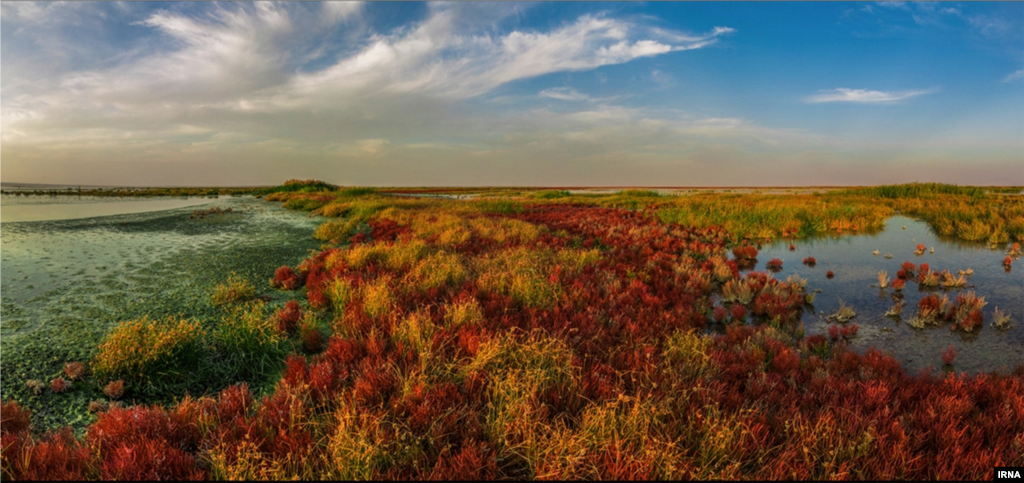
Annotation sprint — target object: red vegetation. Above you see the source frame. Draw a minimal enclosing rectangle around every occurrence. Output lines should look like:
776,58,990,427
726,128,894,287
4,201,1022,481
942,345,958,366
1004,256,1013,267
765,258,783,271
272,265,302,290
802,256,816,266
712,305,728,323
301,326,326,354
64,362,87,381
50,378,69,394
826,270,834,279
103,380,125,400
789,243,796,251
276,300,302,334
891,278,905,291
731,244,758,261
917,243,926,252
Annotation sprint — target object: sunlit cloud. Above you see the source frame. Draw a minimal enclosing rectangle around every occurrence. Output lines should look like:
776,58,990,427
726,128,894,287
805,87,939,103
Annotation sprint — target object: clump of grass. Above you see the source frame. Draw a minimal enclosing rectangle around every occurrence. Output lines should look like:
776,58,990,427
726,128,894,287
476,248,560,309
212,272,258,305
92,316,206,387
215,301,287,380
313,218,361,243
444,298,484,329
877,270,889,288
992,307,1012,330
25,380,47,396
721,279,755,305
827,299,856,323
885,301,904,317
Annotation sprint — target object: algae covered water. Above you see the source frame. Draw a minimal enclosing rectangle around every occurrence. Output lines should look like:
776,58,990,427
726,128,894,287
1,195,323,429
750,216,1024,375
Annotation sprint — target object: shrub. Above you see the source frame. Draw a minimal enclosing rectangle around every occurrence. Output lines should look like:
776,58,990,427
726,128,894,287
92,317,206,386
212,273,257,305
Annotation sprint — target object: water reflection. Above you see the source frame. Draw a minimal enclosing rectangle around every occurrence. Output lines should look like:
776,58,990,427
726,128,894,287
734,216,1023,374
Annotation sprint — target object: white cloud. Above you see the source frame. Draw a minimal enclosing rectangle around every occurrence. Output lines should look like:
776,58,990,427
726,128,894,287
289,12,732,101
539,87,591,102
876,2,910,10
805,87,939,103
1002,68,1024,83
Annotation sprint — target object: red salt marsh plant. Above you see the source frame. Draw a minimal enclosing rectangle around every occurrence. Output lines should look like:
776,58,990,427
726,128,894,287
731,244,758,261
64,362,87,381
50,378,69,394
103,380,125,400
275,300,303,334
826,270,834,279
891,278,905,291
942,344,958,365
765,258,783,271
802,256,816,266
272,265,302,290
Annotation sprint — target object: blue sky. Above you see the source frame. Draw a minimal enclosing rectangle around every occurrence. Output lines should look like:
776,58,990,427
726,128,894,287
2,1,1021,186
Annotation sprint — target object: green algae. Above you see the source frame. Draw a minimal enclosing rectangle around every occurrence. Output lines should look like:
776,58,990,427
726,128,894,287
0,196,322,432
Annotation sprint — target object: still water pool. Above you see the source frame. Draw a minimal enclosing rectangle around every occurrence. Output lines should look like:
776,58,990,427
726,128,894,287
746,215,1023,374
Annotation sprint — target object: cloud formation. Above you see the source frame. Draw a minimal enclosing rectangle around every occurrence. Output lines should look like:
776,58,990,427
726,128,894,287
805,87,939,103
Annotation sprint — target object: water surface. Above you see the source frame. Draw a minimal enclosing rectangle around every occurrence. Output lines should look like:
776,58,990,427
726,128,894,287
747,216,1023,374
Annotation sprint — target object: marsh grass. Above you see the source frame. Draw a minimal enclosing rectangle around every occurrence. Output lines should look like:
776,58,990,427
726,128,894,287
211,272,258,305
215,301,287,380
92,316,206,389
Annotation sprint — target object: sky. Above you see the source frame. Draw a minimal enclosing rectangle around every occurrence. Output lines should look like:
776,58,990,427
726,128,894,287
2,1,1022,187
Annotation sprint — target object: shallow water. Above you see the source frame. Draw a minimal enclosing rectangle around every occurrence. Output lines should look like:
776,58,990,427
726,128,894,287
742,215,1023,374
0,195,220,222
0,195,323,428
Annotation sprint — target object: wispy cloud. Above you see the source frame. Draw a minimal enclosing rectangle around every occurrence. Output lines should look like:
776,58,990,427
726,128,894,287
805,87,939,103
539,87,592,102
1003,68,1024,82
